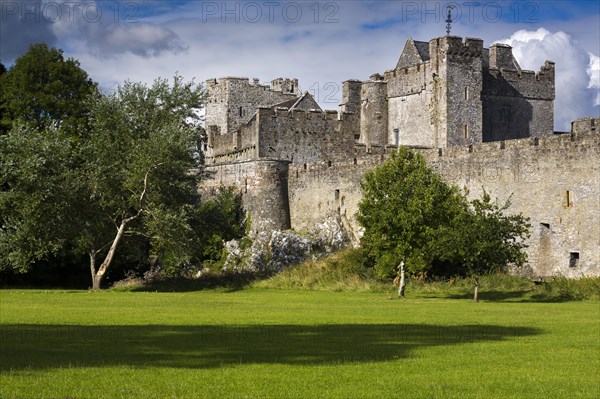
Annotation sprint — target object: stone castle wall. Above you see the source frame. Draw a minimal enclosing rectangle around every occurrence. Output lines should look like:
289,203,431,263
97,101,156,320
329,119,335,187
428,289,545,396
482,62,555,142
203,130,599,277
256,108,357,163
201,159,291,232
207,108,360,165
199,34,597,277
426,131,599,277
205,77,299,136
287,132,599,276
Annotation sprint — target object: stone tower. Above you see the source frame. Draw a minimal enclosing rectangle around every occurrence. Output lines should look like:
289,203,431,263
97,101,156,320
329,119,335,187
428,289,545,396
428,36,484,146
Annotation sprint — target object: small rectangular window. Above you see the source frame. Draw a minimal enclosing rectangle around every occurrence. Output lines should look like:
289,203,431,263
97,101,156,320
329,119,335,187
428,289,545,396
464,124,470,139
335,189,340,201
569,252,580,268
564,191,573,207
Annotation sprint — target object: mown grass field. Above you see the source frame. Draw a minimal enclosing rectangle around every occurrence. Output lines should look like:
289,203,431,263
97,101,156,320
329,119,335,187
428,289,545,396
1,287,599,399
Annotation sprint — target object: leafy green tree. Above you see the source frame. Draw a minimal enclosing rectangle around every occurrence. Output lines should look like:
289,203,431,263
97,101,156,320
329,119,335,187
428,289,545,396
357,147,530,298
0,124,81,272
357,147,464,282
193,186,246,265
430,192,530,301
0,44,98,134
0,75,204,289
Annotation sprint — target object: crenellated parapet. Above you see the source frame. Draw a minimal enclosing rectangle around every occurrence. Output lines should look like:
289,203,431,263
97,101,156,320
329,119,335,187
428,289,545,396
204,76,301,136
484,61,555,100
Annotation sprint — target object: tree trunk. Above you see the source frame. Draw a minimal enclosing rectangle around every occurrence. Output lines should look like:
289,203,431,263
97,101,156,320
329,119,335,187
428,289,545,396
473,276,479,303
90,220,129,290
398,260,406,298
89,252,99,290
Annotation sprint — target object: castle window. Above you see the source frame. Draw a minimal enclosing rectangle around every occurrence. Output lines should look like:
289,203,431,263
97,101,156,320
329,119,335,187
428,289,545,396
239,107,243,117
464,87,469,100
353,158,357,165
393,128,400,145
335,189,340,201
328,160,332,167
569,252,580,268
464,124,470,139
303,163,307,170
540,223,550,237
564,191,573,207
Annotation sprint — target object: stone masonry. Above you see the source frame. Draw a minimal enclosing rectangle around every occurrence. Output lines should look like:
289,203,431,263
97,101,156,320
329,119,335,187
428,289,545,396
200,35,599,277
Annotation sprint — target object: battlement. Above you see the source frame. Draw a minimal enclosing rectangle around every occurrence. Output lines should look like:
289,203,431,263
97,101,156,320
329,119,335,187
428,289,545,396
572,117,598,134
489,43,517,70
431,36,483,59
484,60,555,100
271,77,299,94
488,60,554,83
205,76,301,135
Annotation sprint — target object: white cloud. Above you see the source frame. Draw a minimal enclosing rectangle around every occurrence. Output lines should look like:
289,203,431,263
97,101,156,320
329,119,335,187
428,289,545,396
496,28,599,130
3,1,597,130
48,1,187,58
588,53,600,106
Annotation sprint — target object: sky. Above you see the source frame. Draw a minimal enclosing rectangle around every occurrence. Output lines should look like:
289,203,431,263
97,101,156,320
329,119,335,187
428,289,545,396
1,0,599,130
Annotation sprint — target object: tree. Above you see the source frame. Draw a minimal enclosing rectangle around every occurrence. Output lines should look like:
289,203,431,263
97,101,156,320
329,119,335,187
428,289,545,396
430,191,530,301
0,124,81,272
0,44,98,135
357,147,530,298
0,75,204,289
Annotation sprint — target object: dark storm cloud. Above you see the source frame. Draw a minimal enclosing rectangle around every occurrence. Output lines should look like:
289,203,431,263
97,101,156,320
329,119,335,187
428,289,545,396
0,0,58,63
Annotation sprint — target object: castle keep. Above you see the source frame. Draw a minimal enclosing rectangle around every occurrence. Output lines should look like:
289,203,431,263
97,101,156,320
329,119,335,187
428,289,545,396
201,35,599,278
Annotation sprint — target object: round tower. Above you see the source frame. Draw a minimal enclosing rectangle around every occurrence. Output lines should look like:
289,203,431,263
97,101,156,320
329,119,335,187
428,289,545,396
360,75,388,148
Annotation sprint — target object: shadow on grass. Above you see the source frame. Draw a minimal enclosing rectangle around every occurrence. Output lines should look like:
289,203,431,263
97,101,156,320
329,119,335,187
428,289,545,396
0,323,541,371
435,290,588,303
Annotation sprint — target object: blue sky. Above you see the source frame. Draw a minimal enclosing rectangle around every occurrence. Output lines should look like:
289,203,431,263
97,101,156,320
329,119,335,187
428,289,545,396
1,0,599,129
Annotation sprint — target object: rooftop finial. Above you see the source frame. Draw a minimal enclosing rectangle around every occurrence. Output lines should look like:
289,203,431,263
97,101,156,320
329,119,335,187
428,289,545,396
445,5,455,36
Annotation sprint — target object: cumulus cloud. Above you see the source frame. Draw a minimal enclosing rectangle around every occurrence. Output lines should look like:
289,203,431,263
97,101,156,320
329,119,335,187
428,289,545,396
588,53,600,106
49,1,188,58
496,28,599,130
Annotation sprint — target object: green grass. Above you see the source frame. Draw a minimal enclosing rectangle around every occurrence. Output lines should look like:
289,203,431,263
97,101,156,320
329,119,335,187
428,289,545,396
1,288,599,398
253,249,600,301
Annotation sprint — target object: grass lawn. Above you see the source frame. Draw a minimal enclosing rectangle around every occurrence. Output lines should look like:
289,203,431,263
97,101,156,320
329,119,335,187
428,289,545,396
0,288,599,398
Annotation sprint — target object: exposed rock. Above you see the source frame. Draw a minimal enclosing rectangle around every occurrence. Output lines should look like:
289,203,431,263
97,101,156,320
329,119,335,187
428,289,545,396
221,225,349,273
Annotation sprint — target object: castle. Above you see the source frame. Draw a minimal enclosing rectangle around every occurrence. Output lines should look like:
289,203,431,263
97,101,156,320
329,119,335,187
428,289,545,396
201,35,600,278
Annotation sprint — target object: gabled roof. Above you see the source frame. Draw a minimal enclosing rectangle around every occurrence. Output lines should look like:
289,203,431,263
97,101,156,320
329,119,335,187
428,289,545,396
396,37,430,69
272,92,322,112
414,41,430,61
